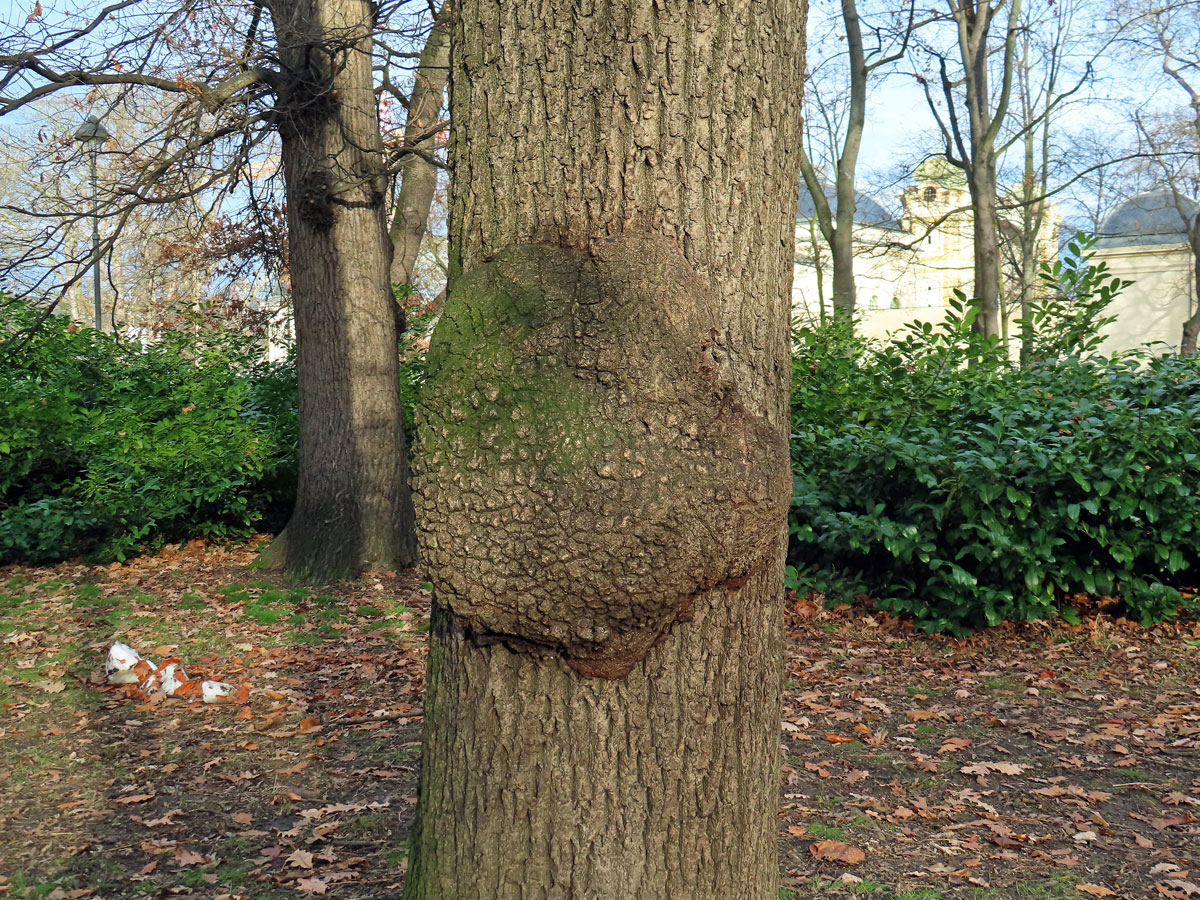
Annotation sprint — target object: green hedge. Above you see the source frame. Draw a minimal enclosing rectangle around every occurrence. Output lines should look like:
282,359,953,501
788,314,1200,632
0,298,298,563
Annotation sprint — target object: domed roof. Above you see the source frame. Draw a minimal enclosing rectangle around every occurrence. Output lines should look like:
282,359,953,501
798,180,901,231
1096,188,1198,248
914,156,968,190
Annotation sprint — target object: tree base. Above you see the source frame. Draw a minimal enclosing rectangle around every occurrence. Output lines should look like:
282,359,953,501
258,518,417,583
403,560,785,900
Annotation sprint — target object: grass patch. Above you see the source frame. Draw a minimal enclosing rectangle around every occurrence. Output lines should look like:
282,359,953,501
342,811,392,838
806,822,846,840
179,591,206,610
245,605,287,625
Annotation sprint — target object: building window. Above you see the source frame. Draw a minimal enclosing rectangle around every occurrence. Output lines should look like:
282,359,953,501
923,186,937,203
868,294,880,310
891,296,901,309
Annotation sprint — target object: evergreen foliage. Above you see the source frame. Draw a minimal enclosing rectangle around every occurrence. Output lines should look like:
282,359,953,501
0,297,298,563
789,290,1200,631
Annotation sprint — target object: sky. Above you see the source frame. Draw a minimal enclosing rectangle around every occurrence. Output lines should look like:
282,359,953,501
799,0,1197,232
2,0,1193,237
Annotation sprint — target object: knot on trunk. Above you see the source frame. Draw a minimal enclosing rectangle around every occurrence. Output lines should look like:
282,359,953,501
413,233,790,678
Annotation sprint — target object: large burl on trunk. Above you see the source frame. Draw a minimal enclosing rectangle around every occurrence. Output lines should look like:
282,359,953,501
404,2,807,898
417,234,789,678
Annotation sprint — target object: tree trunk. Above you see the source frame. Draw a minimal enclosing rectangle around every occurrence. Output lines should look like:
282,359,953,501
830,219,857,320
1183,218,1200,357
1019,235,1036,362
948,0,1020,342
261,0,418,580
969,162,1002,338
388,2,451,289
405,2,806,898
830,0,870,321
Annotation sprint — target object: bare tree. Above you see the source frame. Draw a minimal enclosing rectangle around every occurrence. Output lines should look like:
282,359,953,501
0,0,439,578
918,0,1023,337
1121,0,1200,353
797,0,917,320
384,1,449,290
997,0,1097,359
1133,113,1200,353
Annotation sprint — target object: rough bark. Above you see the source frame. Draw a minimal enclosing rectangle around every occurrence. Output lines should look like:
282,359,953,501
387,2,450,289
261,0,418,580
405,1,806,898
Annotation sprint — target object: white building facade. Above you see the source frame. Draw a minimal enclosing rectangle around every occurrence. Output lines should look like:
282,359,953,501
793,158,976,339
793,157,1060,345
1093,189,1198,355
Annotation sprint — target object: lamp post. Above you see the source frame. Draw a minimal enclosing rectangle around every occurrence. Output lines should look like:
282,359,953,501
73,114,110,330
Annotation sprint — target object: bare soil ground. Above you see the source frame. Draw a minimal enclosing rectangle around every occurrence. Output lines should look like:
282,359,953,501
0,541,1197,900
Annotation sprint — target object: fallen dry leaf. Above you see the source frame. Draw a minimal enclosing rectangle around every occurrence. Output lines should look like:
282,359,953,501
287,848,315,869
1077,884,1117,897
115,793,156,805
1151,814,1199,830
296,877,328,896
810,840,867,865
173,848,206,866
962,761,1028,777
939,737,973,753
912,753,939,773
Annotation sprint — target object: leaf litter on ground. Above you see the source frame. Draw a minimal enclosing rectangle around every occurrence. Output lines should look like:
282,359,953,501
0,541,1197,898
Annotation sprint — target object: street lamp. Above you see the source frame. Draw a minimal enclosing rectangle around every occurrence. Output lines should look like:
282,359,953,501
73,114,110,330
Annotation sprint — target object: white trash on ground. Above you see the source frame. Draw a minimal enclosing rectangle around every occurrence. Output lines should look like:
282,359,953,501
105,642,247,703
201,680,236,703
156,662,188,696
105,642,143,684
